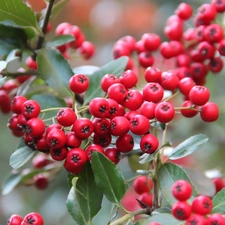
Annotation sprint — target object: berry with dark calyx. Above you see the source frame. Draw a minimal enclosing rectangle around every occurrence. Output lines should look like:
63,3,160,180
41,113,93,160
191,63,208,82
186,214,208,225
208,57,224,73
200,102,219,122
129,114,150,135
189,85,210,106
113,43,130,59
64,148,87,174
66,131,82,148
21,212,44,225
192,195,213,215
33,174,48,190
207,213,225,225
11,96,27,114
218,39,225,56
160,71,179,91
24,134,37,150
25,118,45,139
8,214,23,225
160,41,176,59
8,114,22,132
172,180,192,201
106,98,120,119
139,101,156,120
107,83,127,104
123,89,144,111
100,74,120,92
142,83,164,103
133,176,153,195
203,24,224,43
110,116,130,136
69,74,89,94
197,4,217,23
140,134,159,154
138,192,153,208
155,102,175,123
180,100,199,118
45,124,62,136
116,133,134,153
50,146,68,161
78,41,95,59
118,35,136,53
120,70,138,89
179,77,195,96
212,0,225,13
72,118,94,140
144,67,162,83
172,201,192,220
46,129,66,149
197,41,215,60
124,110,139,121
92,118,110,135
104,147,121,164
21,100,41,119
138,52,154,68
85,144,104,161
56,108,77,127
175,2,193,20
89,97,109,118
93,133,112,148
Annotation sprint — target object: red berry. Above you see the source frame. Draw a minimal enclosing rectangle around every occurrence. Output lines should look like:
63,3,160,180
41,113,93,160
175,3,193,20
179,77,195,96
212,177,225,193
26,118,45,139
160,71,179,91
107,83,127,104
172,201,192,220
197,4,217,23
203,24,224,43
72,118,94,139
186,214,208,225
139,102,156,119
36,135,49,152
144,67,162,83
21,100,41,119
116,133,134,153
140,134,159,154
189,85,210,106
8,214,23,225
78,41,95,59
104,147,121,164
85,144,104,161
172,180,192,201
50,146,68,161
218,39,225,56
24,134,37,150
142,33,161,51
93,133,112,148
120,70,138,89
34,174,48,190
32,153,51,169
21,212,44,225
192,195,213,215
11,96,27,114
200,102,219,122
69,74,89,94
207,213,225,225
180,100,199,118
66,131,82,148
25,57,37,70
138,52,154,68
133,176,153,195
113,43,130,59
143,83,164,103
139,192,153,208
92,118,110,135
100,74,120,92
129,115,150,135
208,57,224,73
56,108,77,127
212,0,225,13
0,90,11,113
110,116,130,136
106,98,120,119
123,90,144,111
176,54,191,68
155,102,175,123
46,129,66,149
89,97,109,118
55,22,71,36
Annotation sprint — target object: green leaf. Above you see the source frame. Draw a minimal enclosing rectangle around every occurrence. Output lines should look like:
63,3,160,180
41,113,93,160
51,0,69,19
168,134,209,160
159,162,197,205
0,0,42,35
2,172,22,195
135,214,183,225
46,35,75,48
36,48,74,98
139,152,159,164
91,152,128,204
9,138,37,169
66,163,103,225
83,56,128,105
73,65,100,77
212,189,225,214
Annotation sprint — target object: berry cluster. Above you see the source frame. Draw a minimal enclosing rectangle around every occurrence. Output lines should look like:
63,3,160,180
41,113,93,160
8,212,44,225
55,22,95,60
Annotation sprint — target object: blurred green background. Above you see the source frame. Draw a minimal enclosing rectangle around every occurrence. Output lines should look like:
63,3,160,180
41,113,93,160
1,0,225,224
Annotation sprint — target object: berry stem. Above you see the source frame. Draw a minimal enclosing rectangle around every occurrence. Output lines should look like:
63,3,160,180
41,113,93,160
174,106,200,112
41,107,64,113
163,90,179,102
1,70,38,77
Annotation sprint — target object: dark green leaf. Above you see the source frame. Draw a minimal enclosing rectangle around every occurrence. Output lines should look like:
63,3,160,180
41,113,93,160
135,214,183,225
73,65,100,77
9,138,37,169
91,152,128,204
83,56,128,105
0,75,6,87
36,48,74,98
46,35,75,48
2,172,22,195
66,163,103,225
139,152,159,164
51,0,69,19
151,121,166,131
6,58,21,73
168,134,208,160
212,189,225,214
0,0,41,35
67,173,74,189
159,163,197,205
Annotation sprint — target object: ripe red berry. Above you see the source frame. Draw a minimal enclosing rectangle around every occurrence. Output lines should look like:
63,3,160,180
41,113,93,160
34,174,48,190
21,212,44,225
50,146,68,161
36,135,49,152
144,67,162,83
200,102,219,122
21,100,41,119
11,96,27,114
140,134,159,154
172,180,192,201
138,52,154,68
139,192,153,208
176,54,191,68
69,74,89,94
116,133,134,153
92,117,110,135
64,148,87,174
143,83,164,103
55,22,71,35
180,100,199,118
66,131,82,148
175,3,193,20
189,86,210,106
32,153,51,169
107,83,127,104
203,24,224,43
179,77,195,96
25,57,37,70
100,74,120,92
129,115,150,135
72,118,94,139
85,144,104,161
89,97,109,118
113,43,130,59
160,71,179,91
110,116,130,136
208,57,224,73
212,0,225,12
155,102,175,123
186,214,208,225
104,147,121,164
142,33,161,51
26,118,45,139
192,195,213,215
197,4,217,23
172,201,192,220
120,70,138,89
56,108,77,126
93,133,112,148
139,102,156,120
106,98,120,119
212,177,225,193
133,176,153,195
0,90,11,113
123,90,144,111
8,214,23,225
208,213,225,225
46,129,66,149
78,41,95,60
